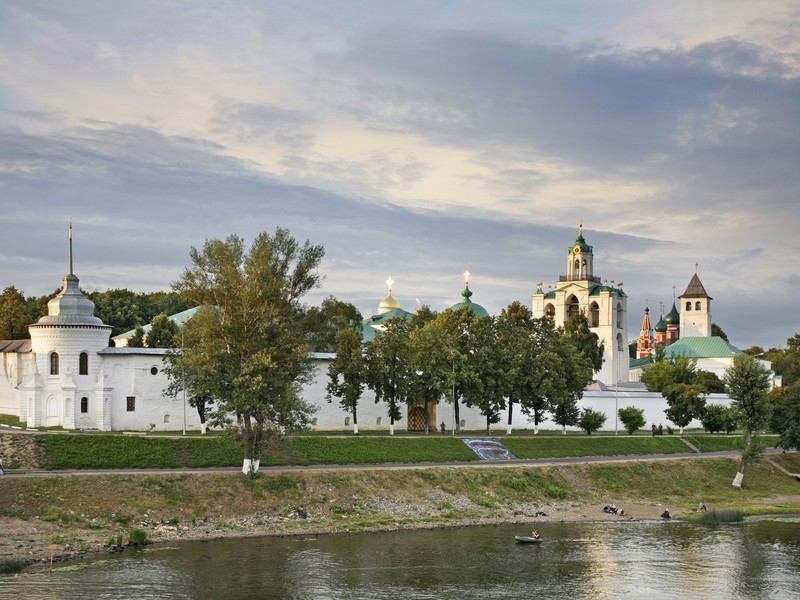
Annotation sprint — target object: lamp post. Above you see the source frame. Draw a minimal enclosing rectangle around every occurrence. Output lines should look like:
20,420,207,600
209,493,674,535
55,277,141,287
181,329,186,436
615,343,624,436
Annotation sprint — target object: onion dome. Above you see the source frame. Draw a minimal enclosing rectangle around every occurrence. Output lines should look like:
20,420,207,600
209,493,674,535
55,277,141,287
654,316,667,333
451,272,488,317
664,301,680,326
376,276,402,314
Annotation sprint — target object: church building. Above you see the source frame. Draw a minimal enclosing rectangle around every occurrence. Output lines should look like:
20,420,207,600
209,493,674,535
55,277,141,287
532,224,629,386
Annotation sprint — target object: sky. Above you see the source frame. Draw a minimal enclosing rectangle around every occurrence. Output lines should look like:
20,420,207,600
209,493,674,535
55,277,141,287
1,1,798,351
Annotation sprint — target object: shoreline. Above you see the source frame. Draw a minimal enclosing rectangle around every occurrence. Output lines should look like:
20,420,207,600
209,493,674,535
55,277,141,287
2,500,673,569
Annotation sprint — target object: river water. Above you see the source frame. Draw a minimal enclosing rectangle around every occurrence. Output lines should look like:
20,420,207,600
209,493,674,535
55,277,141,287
2,519,799,599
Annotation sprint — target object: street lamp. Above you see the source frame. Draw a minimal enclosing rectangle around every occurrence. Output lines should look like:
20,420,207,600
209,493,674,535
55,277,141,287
615,343,624,436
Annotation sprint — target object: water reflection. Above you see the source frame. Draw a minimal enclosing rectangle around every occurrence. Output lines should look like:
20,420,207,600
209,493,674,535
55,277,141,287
2,520,799,599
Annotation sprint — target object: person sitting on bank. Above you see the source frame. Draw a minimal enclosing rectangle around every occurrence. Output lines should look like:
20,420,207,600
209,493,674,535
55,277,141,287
698,501,707,512
661,509,671,519
531,530,541,539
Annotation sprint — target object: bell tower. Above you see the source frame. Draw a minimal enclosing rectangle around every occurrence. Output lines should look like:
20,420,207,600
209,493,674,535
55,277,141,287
566,221,594,281
679,269,712,337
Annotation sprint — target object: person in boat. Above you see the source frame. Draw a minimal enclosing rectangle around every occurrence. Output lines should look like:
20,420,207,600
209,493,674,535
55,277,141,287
531,530,541,539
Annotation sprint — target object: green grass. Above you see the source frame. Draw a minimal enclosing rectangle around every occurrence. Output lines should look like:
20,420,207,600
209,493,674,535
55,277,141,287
0,559,26,575
0,413,25,427
503,435,690,459
4,430,784,471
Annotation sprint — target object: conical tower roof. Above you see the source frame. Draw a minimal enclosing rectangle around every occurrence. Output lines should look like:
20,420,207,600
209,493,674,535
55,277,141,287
681,272,712,299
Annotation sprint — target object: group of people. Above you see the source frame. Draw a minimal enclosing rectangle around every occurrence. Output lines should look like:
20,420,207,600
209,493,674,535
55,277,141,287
651,423,664,436
603,503,624,516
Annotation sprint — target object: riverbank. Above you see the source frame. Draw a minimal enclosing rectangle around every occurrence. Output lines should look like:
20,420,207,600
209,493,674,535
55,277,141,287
3,452,800,570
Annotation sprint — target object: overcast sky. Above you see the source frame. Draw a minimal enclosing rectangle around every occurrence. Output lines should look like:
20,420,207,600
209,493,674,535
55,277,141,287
1,1,798,351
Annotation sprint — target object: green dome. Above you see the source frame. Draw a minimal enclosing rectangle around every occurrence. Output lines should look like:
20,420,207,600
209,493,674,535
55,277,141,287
664,301,680,325
451,284,489,317
654,317,667,333
570,232,592,253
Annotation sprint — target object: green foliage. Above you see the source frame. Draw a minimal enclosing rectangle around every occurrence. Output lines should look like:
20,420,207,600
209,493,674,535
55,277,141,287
724,354,772,432
641,353,703,392
127,324,146,348
563,312,604,373
0,559,26,575
170,229,324,465
701,404,738,434
618,406,646,434
128,528,148,544
261,474,301,494
770,333,800,388
711,323,728,341
146,313,180,348
0,286,30,339
365,318,411,429
775,386,800,451
285,436,477,464
578,408,606,435
326,324,366,431
663,383,707,430
700,370,726,393
0,413,25,427
697,509,744,525
302,296,363,353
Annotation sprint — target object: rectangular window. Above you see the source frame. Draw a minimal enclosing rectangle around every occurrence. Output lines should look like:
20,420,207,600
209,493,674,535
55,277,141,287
126,396,136,412
80,397,88,413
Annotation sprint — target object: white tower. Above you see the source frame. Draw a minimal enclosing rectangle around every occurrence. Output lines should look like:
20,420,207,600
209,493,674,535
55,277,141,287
679,271,712,337
26,222,112,429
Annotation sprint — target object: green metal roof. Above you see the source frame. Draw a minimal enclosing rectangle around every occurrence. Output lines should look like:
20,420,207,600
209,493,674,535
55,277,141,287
113,306,201,340
450,284,489,317
361,307,412,342
571,233,592,253
662,336,742,359
629,356,652,369
654,317,667,332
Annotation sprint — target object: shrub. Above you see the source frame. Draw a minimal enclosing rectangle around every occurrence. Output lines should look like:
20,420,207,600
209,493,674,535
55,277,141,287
0,559,26,574
618,406,646,435
578,408,607,435
128,529,148,544
701,404,738,434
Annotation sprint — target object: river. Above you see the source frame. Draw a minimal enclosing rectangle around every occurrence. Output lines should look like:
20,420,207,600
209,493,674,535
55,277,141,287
2,518,799,599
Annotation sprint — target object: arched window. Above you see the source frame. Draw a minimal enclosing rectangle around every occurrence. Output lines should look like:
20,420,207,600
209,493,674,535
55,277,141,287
544,303,556,319
616,303,623,329
566,295,580,321
50,352,59,375
686,301,692,311
589,302,600,327
695,301,701,310
80,397,88,413
79,352,88,375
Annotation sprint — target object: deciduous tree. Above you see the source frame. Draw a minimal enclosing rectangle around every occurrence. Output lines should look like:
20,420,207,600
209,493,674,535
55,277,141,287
326,324,366,434
723,353,772,488
170,229,323,473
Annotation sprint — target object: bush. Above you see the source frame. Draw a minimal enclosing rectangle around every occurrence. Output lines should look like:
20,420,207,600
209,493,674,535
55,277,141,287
128,529,148,545
0,559,26,574
578,408,606,435
618,406,646,435
701,404,738,434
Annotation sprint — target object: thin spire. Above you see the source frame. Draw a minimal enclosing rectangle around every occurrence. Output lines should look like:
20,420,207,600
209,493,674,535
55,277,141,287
68,218,73,276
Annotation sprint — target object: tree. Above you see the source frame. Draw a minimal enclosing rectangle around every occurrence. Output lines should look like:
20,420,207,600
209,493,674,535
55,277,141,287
146,313,179,348
775,386,800,451
326,324,366,434
768,386,792,434
545,332,592,434
170,229,323,474
564,312,604,374
127,324,146,347
711,323,728,341
618,406,646,435
772,333,800,388
723,353,772,488
0,286,30,339
365,317,410,435
641,352,703,393
663,383,707,434
701,403,738,434
459,315,504,434
303,296,363,352
578,408,606,435
700,370,726,393
407,311,451,434
163,327,216,434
